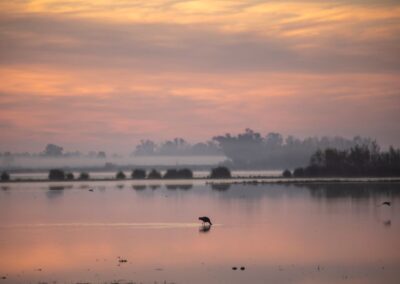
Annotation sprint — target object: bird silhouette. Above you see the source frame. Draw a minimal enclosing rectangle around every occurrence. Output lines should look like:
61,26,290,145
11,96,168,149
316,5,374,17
382,201,391,206
198,216,212,226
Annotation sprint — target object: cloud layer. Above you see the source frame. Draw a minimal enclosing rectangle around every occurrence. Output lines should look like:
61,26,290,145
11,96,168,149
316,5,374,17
1,0,400,152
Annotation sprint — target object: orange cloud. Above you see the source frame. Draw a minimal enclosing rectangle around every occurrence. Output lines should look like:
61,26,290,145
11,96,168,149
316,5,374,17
0,1,400,151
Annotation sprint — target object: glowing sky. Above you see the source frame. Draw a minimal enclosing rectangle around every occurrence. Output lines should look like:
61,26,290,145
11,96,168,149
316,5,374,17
1,0,400,152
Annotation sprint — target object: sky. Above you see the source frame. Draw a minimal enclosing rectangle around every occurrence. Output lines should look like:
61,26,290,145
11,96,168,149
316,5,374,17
0,0,400,153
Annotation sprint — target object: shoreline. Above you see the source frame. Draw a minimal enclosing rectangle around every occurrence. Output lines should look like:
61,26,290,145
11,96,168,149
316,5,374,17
2,176,400,184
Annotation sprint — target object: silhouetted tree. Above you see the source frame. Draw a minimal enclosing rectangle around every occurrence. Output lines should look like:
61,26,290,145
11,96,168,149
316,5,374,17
296,145,400,177
293,167,305,177
1,171,10,181
43,144,63,156
116,171,126,179
66,172,74,180
134,140,157,156
163,169,179,179
133,139,220,156
178,168,193,179
49,169,65,180
210,167,231,178
79,172,90,180
163,168,194,179
131,169,146,179
213,129,374,169
97,151,106,158
147,169,162,179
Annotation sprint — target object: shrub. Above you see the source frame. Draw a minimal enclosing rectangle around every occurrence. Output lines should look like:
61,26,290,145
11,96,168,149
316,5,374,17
116,171,126,179
147,169,162,179
1,171,10,181
178,168,193,179
79,172,90,180
211,183,231,191
163,169,178,179
163,168,194,179
282,169,292,178
49,169,65,180
210,167,231,179
66,172,74,180
131,169,146,179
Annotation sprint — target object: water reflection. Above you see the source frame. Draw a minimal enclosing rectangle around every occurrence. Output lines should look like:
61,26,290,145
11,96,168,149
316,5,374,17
0,181,399,283
199,224,212,233
132,185,147,190
46,186,66,199
166,184,178,190
207,182,400,201
166,184,193,190
179,184,193,190
211,183,231,191
48,186,66,191
300,183,400,200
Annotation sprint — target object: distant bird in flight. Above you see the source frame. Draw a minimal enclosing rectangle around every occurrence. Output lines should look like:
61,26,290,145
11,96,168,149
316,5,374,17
198,216,212,226
382,201,391,206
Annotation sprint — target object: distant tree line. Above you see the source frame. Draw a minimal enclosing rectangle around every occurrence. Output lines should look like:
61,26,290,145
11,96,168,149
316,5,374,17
48,169,90,181
289,144,400,177
1,129,394,171
214,128,377,169
133,138,221,156
45,167,232,181
0,144,110,159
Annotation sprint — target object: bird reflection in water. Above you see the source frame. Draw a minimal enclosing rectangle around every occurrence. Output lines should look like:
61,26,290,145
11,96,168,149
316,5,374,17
199,224,212,233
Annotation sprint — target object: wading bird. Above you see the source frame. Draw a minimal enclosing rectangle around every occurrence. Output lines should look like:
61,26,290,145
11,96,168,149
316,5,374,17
198,216,212,226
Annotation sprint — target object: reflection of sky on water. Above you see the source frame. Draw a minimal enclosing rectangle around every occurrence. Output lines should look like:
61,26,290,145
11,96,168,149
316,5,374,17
0,181,399,283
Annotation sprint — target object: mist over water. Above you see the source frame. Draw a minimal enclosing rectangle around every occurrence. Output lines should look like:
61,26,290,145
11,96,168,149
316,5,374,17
0,130,377,171
1,155,226,170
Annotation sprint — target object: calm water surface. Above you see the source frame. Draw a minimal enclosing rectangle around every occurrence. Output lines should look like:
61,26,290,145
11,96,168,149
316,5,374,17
0,181,399,283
